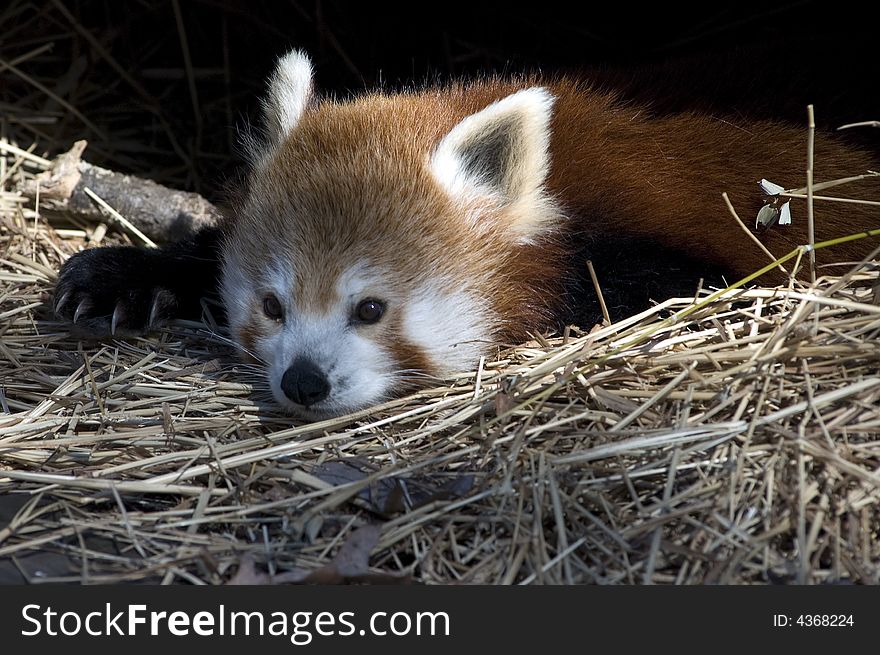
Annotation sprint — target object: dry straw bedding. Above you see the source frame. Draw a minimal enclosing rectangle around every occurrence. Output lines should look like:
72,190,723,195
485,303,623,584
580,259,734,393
2,143,880,585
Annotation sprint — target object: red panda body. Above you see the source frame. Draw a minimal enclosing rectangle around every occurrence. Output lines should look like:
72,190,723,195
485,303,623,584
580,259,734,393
56,51,880,418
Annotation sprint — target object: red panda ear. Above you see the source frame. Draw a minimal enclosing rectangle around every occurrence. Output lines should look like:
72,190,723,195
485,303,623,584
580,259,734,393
430,87,558,242
262,50,314,145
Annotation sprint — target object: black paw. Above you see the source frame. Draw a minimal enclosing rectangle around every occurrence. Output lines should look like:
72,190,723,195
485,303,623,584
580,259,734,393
54,247,180,335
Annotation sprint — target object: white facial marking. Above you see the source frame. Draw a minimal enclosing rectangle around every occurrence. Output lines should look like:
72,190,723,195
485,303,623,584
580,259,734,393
403,281,491,376
336,262,379,300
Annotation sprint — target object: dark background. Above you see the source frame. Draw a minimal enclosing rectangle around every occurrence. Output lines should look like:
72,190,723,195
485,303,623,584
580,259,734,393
3,0,878,197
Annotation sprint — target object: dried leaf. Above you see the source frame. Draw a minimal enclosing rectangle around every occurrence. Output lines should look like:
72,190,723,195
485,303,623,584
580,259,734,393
778,200,792,225
325,524,380,577
311,459,372,488
755,203,780,229
299,524,384,584
758,178,786,195
311,459,398,513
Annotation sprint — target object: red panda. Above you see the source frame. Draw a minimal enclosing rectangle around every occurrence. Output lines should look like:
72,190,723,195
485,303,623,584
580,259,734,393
55,50,880,418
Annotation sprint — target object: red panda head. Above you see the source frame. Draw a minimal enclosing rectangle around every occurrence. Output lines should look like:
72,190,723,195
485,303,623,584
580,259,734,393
220,51,565,417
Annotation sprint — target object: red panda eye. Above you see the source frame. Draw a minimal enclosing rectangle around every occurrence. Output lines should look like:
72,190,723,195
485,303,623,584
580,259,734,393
354,299,385,324
263,294,283,321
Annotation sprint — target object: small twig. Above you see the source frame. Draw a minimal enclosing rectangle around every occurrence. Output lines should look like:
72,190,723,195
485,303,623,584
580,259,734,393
32,181,39,262
473,355,485,401
785,171,880,195
586,260,611,326
837,120,880,130
721,192,788,274
777,193,880,208
0,140,50,168
83,187,157,248
807,105,816,284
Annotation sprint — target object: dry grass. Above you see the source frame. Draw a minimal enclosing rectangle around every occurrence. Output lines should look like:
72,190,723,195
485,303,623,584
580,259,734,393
3,140,880,583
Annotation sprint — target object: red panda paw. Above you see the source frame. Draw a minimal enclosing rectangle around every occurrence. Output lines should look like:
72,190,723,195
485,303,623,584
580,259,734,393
54,247,180,336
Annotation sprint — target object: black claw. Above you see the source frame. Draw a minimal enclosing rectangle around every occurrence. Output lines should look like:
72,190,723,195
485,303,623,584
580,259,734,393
148,292,162,328
54,290,71,317
111,302,124,336
73,298,91,324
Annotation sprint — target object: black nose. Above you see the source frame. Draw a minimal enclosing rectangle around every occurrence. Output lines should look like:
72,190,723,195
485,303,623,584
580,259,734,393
280,358,331,406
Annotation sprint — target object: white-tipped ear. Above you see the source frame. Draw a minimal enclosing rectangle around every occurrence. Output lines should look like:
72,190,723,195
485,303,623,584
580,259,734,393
263,50,314,145
430,87,556,239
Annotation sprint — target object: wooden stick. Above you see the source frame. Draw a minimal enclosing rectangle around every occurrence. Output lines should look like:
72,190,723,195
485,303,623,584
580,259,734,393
21,140,219,243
